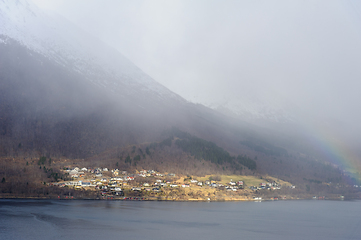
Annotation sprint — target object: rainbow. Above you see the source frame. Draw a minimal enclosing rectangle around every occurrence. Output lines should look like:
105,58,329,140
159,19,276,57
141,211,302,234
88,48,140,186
303,121,361,184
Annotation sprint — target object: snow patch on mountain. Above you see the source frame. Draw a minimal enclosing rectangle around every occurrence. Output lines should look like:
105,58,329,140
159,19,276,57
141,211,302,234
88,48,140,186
205,90,296,123
0,0,183,103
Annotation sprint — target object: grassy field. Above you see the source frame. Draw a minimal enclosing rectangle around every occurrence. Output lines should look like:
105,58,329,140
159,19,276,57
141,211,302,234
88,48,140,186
196,174,292,187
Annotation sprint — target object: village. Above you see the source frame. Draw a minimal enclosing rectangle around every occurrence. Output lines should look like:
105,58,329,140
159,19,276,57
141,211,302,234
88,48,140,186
51,166,295,201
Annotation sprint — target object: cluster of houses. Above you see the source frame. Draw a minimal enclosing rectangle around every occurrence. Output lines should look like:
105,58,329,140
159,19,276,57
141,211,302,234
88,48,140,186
249,181,285,191
54,166,287,197
56,167,180,196
182,179,245,192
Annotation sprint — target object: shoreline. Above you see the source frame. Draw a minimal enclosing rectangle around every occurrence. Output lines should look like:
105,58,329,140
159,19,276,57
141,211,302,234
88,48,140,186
0,195,353,202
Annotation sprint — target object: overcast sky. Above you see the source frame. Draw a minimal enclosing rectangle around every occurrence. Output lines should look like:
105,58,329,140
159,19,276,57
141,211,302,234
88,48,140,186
31,0,361,141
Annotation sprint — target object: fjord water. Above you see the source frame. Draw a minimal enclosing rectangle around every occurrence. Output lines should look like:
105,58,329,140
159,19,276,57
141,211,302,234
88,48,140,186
0,199,360,240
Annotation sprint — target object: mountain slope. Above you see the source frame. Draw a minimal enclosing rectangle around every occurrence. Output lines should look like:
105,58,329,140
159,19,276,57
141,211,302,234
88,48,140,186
0,0,253,158
0,0,191,157
0,0,183,105
0,0,356,190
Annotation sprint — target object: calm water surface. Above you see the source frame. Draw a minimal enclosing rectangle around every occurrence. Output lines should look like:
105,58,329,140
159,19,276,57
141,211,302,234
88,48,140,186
0,199,360,240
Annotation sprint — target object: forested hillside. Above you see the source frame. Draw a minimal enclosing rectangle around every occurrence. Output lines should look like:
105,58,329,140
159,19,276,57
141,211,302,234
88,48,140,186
0,0,359,199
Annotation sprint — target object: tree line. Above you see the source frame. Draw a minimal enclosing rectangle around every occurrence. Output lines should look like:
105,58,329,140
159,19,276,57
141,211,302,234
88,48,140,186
167,128,257,170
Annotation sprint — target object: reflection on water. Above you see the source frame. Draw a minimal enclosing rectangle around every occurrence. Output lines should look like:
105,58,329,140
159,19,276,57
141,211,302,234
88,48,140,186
0,199,360,240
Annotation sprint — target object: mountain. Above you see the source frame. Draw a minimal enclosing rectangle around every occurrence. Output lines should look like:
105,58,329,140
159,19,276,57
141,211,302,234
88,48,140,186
0,0,253,158
0,0,183,104
0,0,356,189
205,89,296,124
